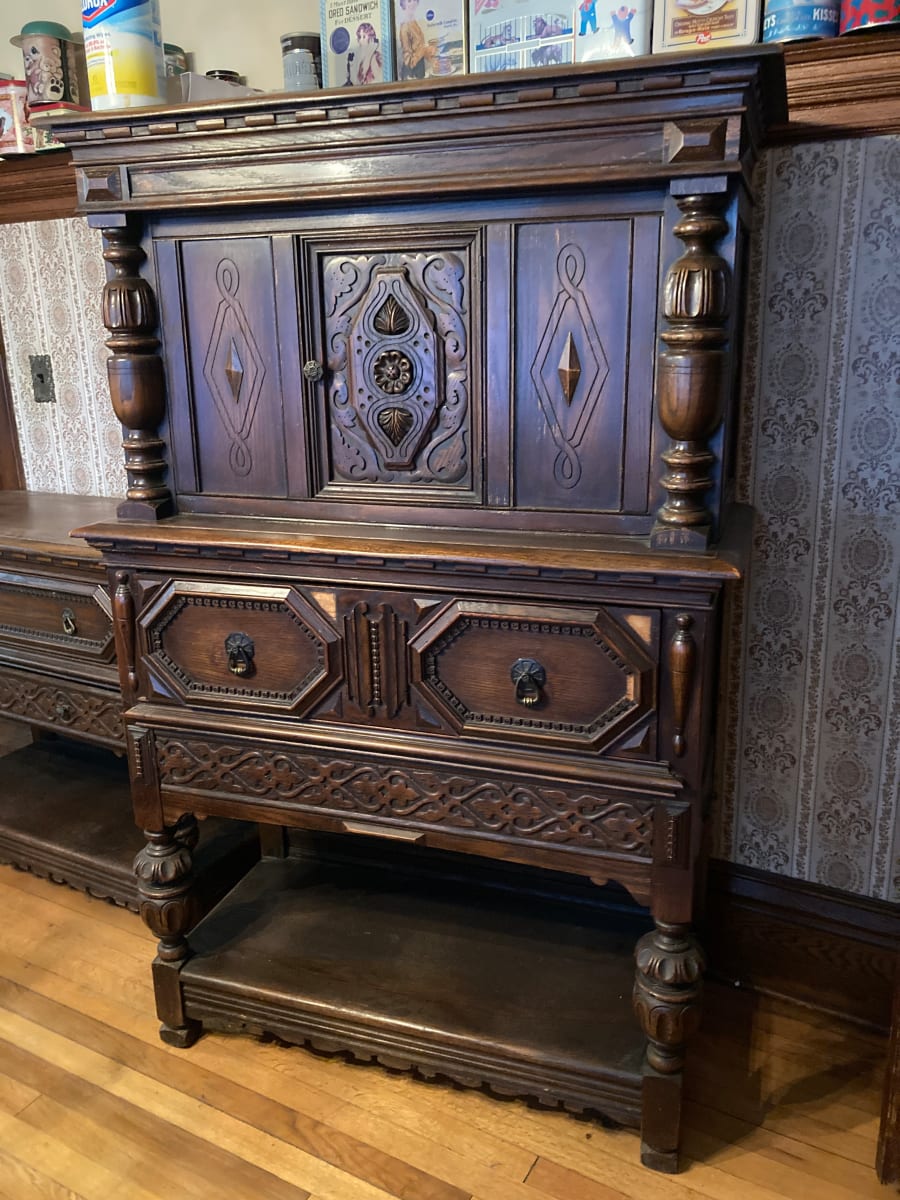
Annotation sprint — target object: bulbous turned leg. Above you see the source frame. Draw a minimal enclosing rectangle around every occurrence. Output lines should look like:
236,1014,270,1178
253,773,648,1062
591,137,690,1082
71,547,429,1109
633,921,704,1172
134,825,200,1048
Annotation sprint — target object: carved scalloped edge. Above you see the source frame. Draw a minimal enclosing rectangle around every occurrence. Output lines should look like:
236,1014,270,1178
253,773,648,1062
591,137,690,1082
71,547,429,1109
0,856,139,911
187,991,642,1128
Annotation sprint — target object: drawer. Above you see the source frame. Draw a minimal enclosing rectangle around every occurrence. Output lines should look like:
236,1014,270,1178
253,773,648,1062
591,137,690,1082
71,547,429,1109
0,571,114,670
139,579,342,713
410,599,658,754
0,665,123,748
150,729,667,876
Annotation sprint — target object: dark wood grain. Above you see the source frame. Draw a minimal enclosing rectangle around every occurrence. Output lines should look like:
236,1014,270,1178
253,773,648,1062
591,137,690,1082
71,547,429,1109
63,52,781,1174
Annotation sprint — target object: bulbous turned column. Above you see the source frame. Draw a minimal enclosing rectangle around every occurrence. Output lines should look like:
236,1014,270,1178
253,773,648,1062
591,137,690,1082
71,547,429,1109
134,825,199,1046
633,921,704,1074
101,222,173,520
651,192,731,551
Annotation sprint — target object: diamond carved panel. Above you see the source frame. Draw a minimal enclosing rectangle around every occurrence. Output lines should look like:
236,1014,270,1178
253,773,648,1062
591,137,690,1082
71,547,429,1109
202,258,266,477
530,243,609,490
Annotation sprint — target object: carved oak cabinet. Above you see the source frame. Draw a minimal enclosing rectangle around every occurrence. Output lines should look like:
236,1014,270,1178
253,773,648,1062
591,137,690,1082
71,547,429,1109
55,48,785,1171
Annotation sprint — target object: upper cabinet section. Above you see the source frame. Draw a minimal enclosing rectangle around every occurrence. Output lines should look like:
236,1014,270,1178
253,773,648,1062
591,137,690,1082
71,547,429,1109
51,49,785,214
53,51,786,550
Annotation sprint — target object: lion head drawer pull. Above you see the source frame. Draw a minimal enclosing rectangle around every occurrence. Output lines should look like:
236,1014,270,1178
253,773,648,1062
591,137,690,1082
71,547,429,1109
61,608,77,637
510,657,546,707
225,632,255,677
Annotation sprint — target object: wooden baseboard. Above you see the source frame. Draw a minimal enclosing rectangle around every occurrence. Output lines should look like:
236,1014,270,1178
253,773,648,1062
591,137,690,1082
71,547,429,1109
704,859,900,1033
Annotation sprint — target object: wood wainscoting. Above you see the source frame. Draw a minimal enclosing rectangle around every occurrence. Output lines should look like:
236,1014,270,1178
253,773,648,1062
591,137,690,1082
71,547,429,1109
705,858,899,1033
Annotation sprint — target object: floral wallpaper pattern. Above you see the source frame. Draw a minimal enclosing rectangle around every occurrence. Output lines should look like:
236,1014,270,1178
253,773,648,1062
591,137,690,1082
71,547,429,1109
0,217,124,496
718,135,900,902
0,138,896,899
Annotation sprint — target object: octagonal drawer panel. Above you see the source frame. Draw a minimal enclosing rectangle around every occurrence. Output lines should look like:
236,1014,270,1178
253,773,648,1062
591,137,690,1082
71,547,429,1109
410,599,658,753
138,580,341,713
0,571,114,668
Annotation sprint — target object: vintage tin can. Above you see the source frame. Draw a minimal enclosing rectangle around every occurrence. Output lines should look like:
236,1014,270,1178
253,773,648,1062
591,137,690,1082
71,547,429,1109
839,0,900,31
763,0,839,40
10,21,89,110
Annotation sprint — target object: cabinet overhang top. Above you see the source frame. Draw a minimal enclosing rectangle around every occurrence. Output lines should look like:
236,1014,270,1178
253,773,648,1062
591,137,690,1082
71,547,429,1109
48,48,786,215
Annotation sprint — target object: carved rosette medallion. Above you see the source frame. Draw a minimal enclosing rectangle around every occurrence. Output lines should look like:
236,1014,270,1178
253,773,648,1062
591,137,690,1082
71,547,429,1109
202,259,267,478
530,244,609,490
347,267,443,468
633,922,704,1074
323,250,469,487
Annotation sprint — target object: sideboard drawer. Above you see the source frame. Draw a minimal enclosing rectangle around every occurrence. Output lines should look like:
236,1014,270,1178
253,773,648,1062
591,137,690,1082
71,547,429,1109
139,579,342,713
0,571,114,668
0,664,123,747
410,599,659,755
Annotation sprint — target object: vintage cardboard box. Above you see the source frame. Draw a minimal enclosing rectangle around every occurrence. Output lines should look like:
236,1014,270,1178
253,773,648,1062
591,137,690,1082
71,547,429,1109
321,0,396,86
394,0,466,78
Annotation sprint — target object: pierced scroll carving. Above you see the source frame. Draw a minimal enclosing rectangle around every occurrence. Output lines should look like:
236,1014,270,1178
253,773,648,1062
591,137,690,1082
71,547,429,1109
344,602,409,717
202,259,267,478
323,250,470,488
633,922,704,1075
531,244,609,490
156,735,656,854
101,221,172,520
669,613,695,758
652,193,731,549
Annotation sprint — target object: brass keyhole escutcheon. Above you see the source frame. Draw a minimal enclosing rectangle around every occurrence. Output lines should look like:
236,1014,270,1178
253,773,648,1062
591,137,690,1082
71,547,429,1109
55,700,72,721
225,631,255,677
61,608,77,637
510,658,547,708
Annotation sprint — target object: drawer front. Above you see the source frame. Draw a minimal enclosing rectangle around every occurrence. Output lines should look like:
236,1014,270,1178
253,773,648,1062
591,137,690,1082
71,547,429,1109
0,572,114,668
139,580,342,713
0,665,123,747
409,599,658,754
152,729,662,863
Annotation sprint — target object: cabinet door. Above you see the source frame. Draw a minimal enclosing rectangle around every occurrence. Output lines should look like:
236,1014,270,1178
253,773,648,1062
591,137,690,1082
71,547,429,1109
513,216,660,513
161,235,305,501
305,233,481,504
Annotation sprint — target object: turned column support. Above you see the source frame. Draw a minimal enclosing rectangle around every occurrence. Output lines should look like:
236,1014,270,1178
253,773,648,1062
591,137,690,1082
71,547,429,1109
651,189,731,551
133,823,199,1046
633,919,704,1171
95,214,173,521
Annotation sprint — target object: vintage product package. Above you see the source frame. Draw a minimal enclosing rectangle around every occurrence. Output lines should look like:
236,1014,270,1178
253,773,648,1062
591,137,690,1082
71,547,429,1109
469,0,574,73
321,0,395,86
574,0,651,59
652,0,761,50
394,0,467,78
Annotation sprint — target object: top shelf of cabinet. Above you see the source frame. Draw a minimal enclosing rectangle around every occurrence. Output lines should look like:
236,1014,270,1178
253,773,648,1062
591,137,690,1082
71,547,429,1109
0,32,896,224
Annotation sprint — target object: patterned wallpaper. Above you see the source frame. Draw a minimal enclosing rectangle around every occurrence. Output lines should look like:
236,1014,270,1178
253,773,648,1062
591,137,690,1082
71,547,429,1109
718,135,900,903
0,218,124,496
0,137,896,899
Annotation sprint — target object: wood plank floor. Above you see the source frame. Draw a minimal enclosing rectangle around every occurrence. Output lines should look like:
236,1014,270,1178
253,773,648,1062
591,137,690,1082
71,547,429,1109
0,860,895,1200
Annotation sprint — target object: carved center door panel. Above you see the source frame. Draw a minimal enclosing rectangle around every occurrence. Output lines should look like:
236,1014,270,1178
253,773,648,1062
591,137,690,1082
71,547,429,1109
306,234,479,503
514,216,662,513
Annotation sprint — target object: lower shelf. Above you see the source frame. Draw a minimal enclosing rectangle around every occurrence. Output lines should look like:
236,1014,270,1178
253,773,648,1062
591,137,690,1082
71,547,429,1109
181,852,651,1128
0,735,259,913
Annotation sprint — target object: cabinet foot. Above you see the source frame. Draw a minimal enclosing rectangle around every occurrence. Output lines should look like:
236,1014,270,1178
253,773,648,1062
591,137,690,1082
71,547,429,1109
159,1019,202,1048
640,1140,679,1173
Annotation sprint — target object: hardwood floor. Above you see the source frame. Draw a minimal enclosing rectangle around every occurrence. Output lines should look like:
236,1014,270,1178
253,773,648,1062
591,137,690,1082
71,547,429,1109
0,854,895,1200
